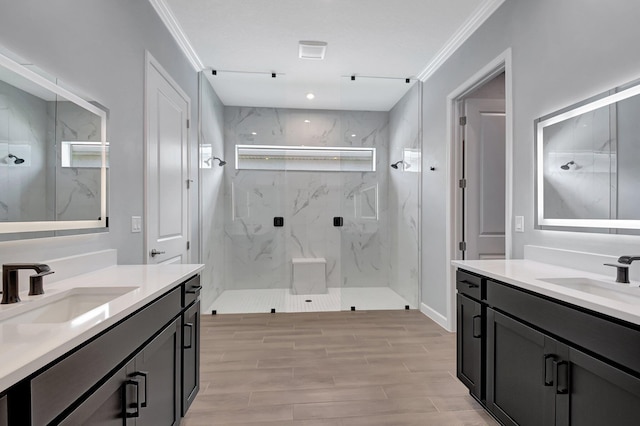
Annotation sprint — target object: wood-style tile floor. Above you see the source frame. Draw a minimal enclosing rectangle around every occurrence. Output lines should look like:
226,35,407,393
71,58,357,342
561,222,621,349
182,310,498,426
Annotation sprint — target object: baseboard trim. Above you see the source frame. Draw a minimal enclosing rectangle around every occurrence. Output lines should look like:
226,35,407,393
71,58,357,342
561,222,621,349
420,302,453,332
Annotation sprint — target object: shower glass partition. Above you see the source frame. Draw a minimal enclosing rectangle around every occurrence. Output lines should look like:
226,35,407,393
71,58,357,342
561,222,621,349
208,71,420,313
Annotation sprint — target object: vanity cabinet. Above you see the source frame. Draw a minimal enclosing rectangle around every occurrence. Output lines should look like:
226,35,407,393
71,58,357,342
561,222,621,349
457,269,640,426
3,274,201,426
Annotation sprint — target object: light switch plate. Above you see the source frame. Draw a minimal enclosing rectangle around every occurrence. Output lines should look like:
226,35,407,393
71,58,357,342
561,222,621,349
131,216,142,233
515,216,524,233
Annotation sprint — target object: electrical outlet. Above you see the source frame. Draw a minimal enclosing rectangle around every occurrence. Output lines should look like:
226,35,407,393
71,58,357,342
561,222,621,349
131,216,142,233
515,216,524,233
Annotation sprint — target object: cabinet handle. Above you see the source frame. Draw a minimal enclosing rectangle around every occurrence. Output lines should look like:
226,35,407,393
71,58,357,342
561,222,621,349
543,354,555,386
460,280,479,288
184,322,194,349
186,285,202,294
122,379,140,418
472,315,482,338
131,371,148,408
554,360,570,394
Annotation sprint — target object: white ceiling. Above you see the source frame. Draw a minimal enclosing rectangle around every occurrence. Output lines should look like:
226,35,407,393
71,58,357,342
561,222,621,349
160,0,493,111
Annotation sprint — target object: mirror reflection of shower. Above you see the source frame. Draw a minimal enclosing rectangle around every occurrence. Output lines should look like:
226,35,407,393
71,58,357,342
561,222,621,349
205,156,226,167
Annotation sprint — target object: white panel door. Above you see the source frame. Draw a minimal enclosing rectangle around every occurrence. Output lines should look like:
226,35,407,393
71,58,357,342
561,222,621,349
464,98,505,260
145,53,190,264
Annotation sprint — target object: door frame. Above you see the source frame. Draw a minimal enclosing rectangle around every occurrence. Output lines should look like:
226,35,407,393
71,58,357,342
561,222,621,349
445,48,513,331
143,51,192,264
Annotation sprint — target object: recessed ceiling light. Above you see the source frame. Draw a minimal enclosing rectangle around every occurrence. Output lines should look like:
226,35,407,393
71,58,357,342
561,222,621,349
304,119,311,123
306,93,315,100
351,134,356,137
251,132,257,135
299,41,327,60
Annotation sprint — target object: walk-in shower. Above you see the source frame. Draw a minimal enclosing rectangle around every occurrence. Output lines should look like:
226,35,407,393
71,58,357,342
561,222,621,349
198,72,422,314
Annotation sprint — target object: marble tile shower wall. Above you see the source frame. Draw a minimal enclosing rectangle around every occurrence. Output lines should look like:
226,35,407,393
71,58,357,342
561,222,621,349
223,107,391,291
0,79,51,222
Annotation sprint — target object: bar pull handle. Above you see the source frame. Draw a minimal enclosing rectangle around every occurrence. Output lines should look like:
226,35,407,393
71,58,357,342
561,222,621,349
122,379,140,418
472,315,482,338
459,279,479,288
131,371,148,408
554,360,570,394
543,354,555,386
186,285,202,294
184,322,194,349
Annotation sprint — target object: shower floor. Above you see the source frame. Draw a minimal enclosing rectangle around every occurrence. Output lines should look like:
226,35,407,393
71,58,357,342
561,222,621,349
207,287,414,314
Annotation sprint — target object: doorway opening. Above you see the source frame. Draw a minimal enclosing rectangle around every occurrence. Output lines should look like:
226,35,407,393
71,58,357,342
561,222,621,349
445,49,513,331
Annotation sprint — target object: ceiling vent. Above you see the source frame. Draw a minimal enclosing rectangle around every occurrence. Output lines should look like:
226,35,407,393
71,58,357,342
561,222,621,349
298,41,327,60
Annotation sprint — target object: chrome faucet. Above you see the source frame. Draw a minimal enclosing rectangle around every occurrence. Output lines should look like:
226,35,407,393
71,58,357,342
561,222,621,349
1,263,54,304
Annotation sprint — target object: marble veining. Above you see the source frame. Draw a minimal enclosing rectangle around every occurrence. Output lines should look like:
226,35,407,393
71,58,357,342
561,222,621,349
223,107,390,290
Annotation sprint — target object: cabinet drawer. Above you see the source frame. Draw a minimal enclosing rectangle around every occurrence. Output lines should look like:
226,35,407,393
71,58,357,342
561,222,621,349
487,279,640,375
456,270,483,300
182,274,201,307
30,286,181,426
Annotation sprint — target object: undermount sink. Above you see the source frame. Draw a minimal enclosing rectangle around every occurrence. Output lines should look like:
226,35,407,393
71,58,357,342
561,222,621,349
0,286,138,325
538,277,640,303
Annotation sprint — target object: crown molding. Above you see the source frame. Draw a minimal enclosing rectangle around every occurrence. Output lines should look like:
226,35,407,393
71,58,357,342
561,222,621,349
148,0,204,71
417,0,505,82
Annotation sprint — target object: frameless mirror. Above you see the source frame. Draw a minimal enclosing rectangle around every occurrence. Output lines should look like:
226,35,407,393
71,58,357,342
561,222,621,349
535,78,640,232
0,48,107,239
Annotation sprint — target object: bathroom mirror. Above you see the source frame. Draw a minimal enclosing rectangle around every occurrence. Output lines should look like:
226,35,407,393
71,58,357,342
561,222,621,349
0,48,107,238
535,78,640,232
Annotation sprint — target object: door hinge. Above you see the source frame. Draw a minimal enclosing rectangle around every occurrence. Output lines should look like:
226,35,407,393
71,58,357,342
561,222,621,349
186,179,193,189
186,119,190,128
459,241,467,251
459,178,467,188
459,116,467,126
187,241,190,250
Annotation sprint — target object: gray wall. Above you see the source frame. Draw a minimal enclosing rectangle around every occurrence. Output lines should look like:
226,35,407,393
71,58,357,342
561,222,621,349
421,0,640,316
0,0,199,263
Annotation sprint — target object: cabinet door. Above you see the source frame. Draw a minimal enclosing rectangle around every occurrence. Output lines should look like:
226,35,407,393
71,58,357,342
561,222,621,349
134,318,181,426
58,361,137,425
182,300,200,415
555,346,640,426
486,309,557,426
457,293,483,400
0,394,7,426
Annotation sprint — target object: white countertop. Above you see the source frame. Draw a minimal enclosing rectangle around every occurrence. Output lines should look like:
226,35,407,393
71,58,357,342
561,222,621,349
452,259,640,326
0,263,203,391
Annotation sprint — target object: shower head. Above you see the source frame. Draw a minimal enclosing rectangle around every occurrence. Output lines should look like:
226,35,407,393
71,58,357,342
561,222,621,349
8,154,24,164
390,160,409,170
560,161,575,170
212,156,226,166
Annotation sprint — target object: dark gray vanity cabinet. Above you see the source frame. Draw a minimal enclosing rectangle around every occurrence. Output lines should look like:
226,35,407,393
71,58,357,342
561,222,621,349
2,273,201,425
457,268,640,426
456,270,485,402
